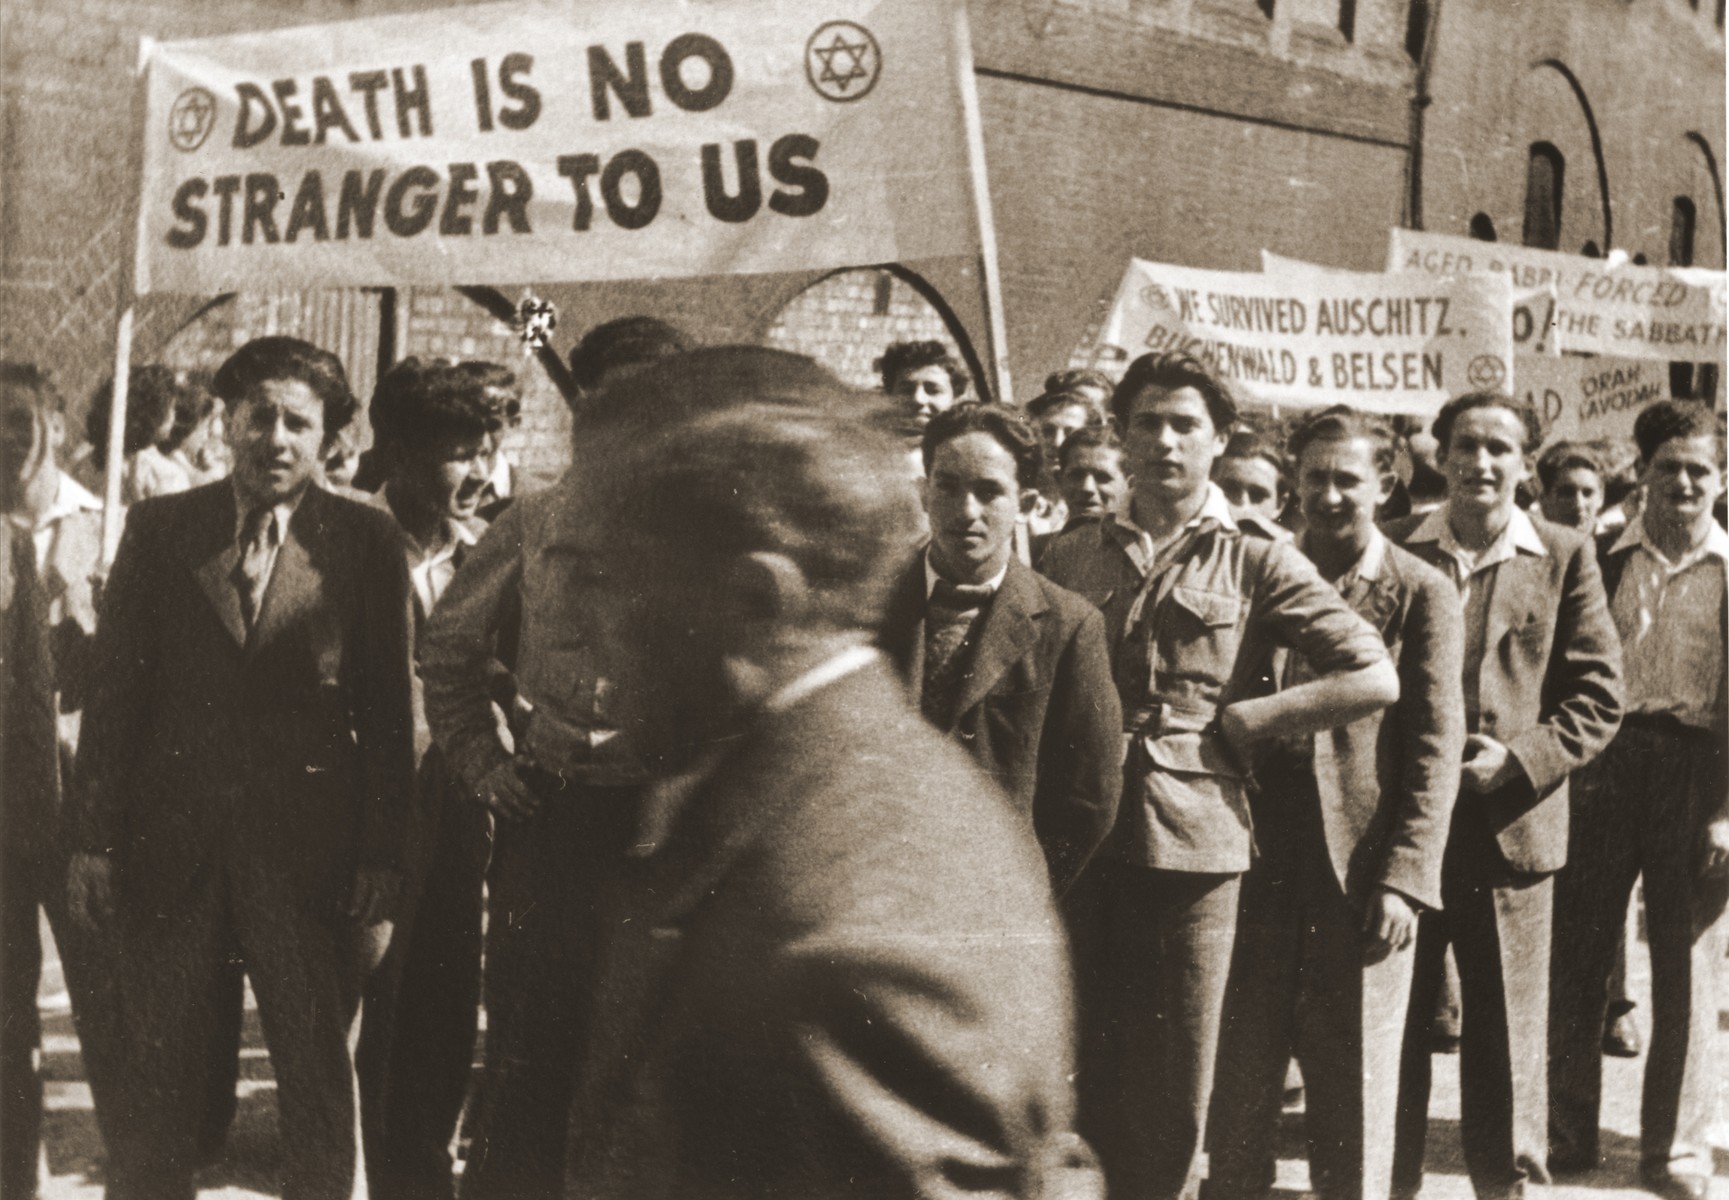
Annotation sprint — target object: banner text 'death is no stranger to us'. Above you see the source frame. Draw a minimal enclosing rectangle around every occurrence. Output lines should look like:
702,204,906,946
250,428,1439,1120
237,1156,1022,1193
136,0,983,293
1099,258,1513,416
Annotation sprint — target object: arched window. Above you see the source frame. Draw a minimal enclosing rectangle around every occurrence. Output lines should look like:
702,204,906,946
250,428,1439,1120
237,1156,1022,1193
1522,143,1564,250
1469,213,1498,242
1669,196,1698,267
1405,0,1431,59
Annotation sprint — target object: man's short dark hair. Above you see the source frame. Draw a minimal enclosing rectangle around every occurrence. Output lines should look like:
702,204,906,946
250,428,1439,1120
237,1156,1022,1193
1044,367,1114,397
1430,391,1542,457
86,366,191,457
163,376,217,455
1535,440,1604,490
568,316,691,393
370,357,507,450
591,354,919,629
212,336,357,436
0,363,64,414
920,402,1045,491
1058,425,1123,472
875,340,969,397
1632,399,1722,464
1287,405,1399,476
456,360,522,424
1025,388,1106,424
1111,351,1237,433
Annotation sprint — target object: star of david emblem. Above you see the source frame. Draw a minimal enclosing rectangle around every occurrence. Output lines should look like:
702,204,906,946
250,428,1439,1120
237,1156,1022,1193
1141,284,1174,311
805,21,881,103
168,87,217,153
1466,354,1507,390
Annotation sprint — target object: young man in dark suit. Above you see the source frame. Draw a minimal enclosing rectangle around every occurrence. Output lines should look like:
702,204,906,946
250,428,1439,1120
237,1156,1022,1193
555,348,1083,1198
881,402,1121,894
1206,407,1465,1200
1039,352,1398,1200
1549,401,1726,1200
68,336,417,1200
1386,391,1623,1200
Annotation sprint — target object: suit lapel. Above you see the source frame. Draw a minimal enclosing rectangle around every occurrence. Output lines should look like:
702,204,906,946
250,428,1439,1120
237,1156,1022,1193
949,558,1046,722
248,488,329,655
881,555,928,692
186,485,248,648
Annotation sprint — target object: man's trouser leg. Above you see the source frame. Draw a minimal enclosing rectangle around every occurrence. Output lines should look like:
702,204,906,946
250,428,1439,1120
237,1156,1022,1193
372,777,489,1200
1447,808,1554,1200
1208,799,1417,1200
108,875,230,1200
1572,718,1728,1179
2,853,44,1200
1087,861,1240,1200
1391,907,1450,1198
1204,850,1301,1200
1296,856,1416,1200
230,858,368,1200
461,783,635,1200
1549,751,1642,1169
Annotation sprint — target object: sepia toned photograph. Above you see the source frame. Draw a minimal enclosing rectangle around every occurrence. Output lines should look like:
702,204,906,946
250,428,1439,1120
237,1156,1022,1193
0,1,1724,1198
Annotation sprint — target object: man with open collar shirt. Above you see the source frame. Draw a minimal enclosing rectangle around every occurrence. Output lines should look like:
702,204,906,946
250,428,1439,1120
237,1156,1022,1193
1206,407,1465,1200
1040,352,1398,1200
1548,400,1726,1200
1386,391,1622,1200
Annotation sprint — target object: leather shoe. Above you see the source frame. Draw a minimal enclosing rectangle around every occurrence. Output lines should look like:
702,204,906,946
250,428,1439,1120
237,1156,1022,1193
1637,1167,1709,1200
1603,1010,1642,1057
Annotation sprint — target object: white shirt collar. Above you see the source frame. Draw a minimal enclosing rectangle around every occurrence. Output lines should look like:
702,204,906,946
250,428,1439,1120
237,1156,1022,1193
1409,502,1547,561
762,644,881,713
26,472,102,531
1119,480,1238,545
379,482,480,564
232,481,303,545
1611,513,1729,572
923,550,1010,599
1305,526,1387,587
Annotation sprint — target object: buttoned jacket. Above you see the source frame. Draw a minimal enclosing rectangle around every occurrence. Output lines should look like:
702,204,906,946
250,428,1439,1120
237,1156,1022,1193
881,554,1123,892
1386,507,1622,874
1040,490,1389,874
1252,535,1465,910
73,481,419,913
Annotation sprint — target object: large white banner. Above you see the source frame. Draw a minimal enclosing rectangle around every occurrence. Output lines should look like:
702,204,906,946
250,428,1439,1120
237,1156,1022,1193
136,0,984,293
1387,229,1726,363
1518,355,1668,445
1098,258,1513,415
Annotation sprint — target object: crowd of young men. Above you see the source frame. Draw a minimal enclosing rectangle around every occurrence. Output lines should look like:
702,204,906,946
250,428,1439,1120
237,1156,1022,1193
0,328,1723,1200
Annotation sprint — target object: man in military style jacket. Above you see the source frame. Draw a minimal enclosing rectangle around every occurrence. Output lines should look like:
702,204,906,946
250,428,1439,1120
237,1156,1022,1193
1042,353,1397,1200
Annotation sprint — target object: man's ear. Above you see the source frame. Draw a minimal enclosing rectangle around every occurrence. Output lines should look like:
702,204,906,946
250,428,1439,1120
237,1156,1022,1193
1377,472,1399,508
722,551,813,626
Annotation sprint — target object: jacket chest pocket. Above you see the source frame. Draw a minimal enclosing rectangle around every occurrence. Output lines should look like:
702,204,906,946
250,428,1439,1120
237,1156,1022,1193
1156,585,1243,686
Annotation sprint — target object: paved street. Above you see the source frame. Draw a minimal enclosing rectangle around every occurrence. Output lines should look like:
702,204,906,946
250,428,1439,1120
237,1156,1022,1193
33,908,1728,1199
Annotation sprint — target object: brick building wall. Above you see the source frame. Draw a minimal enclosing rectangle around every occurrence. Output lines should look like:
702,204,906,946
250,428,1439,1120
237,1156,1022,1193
762,269,964,393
